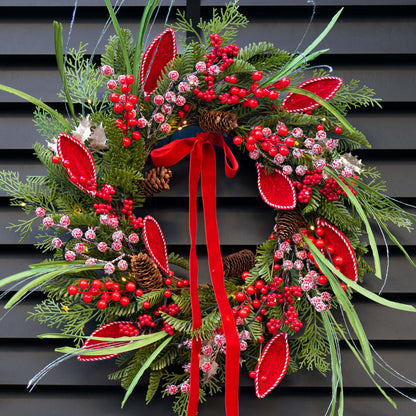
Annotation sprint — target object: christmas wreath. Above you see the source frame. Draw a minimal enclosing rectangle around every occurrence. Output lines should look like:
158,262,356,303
0,2,415,416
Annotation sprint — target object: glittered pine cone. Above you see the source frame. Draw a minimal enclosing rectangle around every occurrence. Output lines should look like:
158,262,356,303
142,167,173,197
223,249,256,278
199,110,238,135
131,252,163,291
275,209,304,240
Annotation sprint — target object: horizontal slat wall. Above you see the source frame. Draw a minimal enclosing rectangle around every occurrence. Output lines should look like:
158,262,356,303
1,1,415,416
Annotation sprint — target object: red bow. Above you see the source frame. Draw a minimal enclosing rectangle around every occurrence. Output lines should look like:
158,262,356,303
151,132,240,416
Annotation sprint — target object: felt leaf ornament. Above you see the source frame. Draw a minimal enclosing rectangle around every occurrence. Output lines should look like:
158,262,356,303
256,163,297,209
315,218,359,282
57,132,97,195
142,215,173,276
77,321,136,362
281,76,343,113
255,332,290,398
140,28,177,96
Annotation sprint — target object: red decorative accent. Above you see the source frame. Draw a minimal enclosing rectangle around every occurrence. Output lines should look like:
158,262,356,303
151,132,240,416
255,332,290,398
256,164,297,209
140,28,177,96
142,215,172,276
281,76,343,113
316,219,358,282
57,132,97,195
77,321,134,362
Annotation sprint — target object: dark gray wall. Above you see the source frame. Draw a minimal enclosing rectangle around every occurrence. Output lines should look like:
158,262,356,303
1,1,415,415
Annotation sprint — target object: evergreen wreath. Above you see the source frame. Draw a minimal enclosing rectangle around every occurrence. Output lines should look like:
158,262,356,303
0,2,415,416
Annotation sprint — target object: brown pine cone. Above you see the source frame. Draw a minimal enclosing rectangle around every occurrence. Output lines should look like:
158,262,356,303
142,166,173,197
131,252,163,291
275,209,304,240
199,110,238,134
223,249,256,278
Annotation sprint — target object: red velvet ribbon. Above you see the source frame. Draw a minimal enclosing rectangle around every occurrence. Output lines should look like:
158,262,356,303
151,132,240,416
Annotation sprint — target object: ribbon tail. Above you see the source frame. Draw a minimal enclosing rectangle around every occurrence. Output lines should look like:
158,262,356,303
201,143,240,416
186,141,203,416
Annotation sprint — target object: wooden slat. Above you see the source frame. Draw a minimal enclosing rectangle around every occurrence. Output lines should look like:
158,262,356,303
1,344,415,388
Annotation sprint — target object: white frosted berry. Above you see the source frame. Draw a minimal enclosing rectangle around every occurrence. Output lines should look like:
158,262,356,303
137,117,147,128
166,385,178,395
104,262,115,275
175,95,186,106
296,250,308,260
282,260,293,270
128,233,139,244
208,65,220,75
274,249,284,260
316,130,327,141
168,70,179,81
107,216,119,229
180,382,190,393
201,345,213,355
187,74,199,86
60,215,70,226
85,258,96,265
304,138,314,149
273,154,285,164
332,159,343,169
295,165,307,176
178,81,190,93
35,207,46,217
74,243,85,254
118,94,127,104
111,241,123,251
262,127,272,137
342,167,353,178
282,165,293,175
292,148,303,158
326,139,338,149
71,228,83,239
292,127,303,138
101,65,113,76
164,91,176,103
294,260,304,270
85,228,96,240
154,95,164,105
117,259,128,270
51,238,62,249
161,104,172,114
112,231,123,241
292,233,303,244
314,159,326,170
107,79,117,90
321,292,332,301
43,217,54,227
97,242,108,252
241,330,251,341
118,74,126,83
249,150,259,160
200,362,212,373
161,123,171,134
239,340,248,351
312,144,322,154
153,113,164,123
100,214,109,225
195,61,206,72
65,250,76,261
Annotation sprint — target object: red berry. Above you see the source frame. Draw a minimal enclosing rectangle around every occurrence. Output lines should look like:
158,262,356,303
82,293,93,303
126,282,136,292
111,291,121,301
165,278,172,286
97,300,107,309
113,103,123,113
280,77,291,87
109,93,119,103
123,137,131,148
315,227,324,237
246,286,256,295
143,300,151,309
235,291,246,302
241,271,250,281
182,279,189,287
233,136,243,146
258,336,265,343
252,71,263,81
333,256,344,266
278,145,289,156
92,279,102,289
315,239,325,249
248,99,258,108
268,90,278,100
67,285,78,295
278,125,289,136
104,280,113,290
249,370,256,379
334,126,342,134
318,275,328,285
164,290,172,298
252,299,261,309
51,155,60,164
285,137,295,147
125,74,135,84
120,296,130,306
78,279,89,289
317,124,324,131
120,83,130,93
132,131,141,141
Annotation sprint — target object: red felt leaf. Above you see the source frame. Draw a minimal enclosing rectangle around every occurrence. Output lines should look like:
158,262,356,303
256,164,297,209
281,76,343,113
57,132,97,195
77,321,135,362
255,332,289,398
143,215,172,276
316,219,358,282
140,28,177,96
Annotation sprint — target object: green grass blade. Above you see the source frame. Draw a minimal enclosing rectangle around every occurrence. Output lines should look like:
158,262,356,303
133,0,159,83
104,0,132,74
0,267,52,289
322,312,340,416
53,21,76,119
306,240,374,373
121,335,172,407
0,84,71,131
56,331,168,357
325,167,381,277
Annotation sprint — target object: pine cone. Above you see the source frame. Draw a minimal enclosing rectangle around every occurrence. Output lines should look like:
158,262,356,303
275,209,304,240
142,167,173,197
199,110,238,134
223,249,256,278
131,252,163,291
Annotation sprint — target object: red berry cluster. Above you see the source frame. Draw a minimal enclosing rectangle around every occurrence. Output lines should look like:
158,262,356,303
283,305,302,331
303,169,323,186
109,75,142,148
67,279,137,309
320,176,357,201
266,318,282,335
162,321,175,336
294,181,312,203
165,277,190,288
138,314,156,328
205,34,239,72
155,303,180,317
118,322,140,337
177,103,191,119
233,124,293,153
